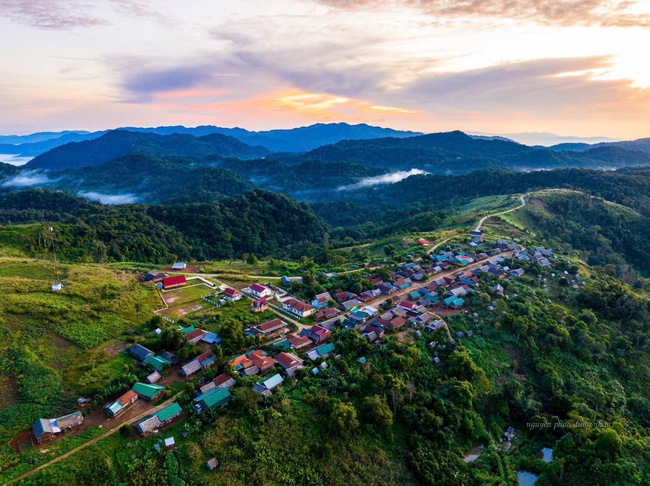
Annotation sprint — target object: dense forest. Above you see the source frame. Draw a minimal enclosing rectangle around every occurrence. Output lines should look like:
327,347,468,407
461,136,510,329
0,189,328,263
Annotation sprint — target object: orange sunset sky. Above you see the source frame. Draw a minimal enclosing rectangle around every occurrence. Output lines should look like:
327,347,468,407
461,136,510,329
1,0,649,138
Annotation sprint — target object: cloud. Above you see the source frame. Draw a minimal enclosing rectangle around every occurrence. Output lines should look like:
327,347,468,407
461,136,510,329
313,0,650,27
77,191,139,204
0,0,170,30
0,0,107,29
1,171,51,187
121,63,219,101
337,169,429,190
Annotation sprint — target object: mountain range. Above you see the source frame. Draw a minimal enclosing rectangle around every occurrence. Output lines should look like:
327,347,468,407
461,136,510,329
1,122,421,159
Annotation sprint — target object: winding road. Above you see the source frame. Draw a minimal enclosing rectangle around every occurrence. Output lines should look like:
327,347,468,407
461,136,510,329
475,195,526,232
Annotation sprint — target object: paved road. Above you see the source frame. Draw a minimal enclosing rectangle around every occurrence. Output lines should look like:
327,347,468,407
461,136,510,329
8,396,181,484
475,195,526,232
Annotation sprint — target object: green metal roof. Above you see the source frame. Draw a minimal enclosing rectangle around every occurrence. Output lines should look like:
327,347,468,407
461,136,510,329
132,382,165,399
200,388,231,409
180,326,196,335
317,343,335,356
155,402,182,422
143,355,172,371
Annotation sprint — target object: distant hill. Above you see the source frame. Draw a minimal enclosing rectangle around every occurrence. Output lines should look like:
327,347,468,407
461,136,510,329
551,137,650,155
25,130,269,170
300,130,650,172
0,131,107,157
0,130,92,145
45,154,254,204
4,123,420,158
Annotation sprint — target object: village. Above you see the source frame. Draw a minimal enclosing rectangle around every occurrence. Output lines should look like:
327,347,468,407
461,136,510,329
25,232,558,474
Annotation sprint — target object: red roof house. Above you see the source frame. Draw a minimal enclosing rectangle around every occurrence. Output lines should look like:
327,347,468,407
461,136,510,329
163,275,187,289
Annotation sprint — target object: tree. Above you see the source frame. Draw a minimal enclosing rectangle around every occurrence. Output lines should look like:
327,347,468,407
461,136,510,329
362,395,394,428
232,387,259,415
595,428,622,459
329,400,359,437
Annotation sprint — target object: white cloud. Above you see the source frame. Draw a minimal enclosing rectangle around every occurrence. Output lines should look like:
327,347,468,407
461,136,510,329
337,169,428,190
77,191,139,204
1,171,51,187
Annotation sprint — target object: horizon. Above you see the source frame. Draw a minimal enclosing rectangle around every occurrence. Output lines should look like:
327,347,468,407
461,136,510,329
0,122,626,150
2,1,650,138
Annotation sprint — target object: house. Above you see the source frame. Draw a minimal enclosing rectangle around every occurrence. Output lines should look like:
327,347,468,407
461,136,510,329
185,328,207,344
172,262,187,270
197,350,216,368
349,310,369,323
135,402,182,435
510,268,525,277
32,411,84,445
247,318,287,338
223,287,242,301
399,301,418,312
31,419,56,444
417,238,430,246
143,272,167,283
160,351,179,364
274,352,304,376
250,283,273,299
105,389,139,417
425,319,446,332
229,352,263,375
252,373,284,396
206,458,219,471
395,279,411,289
306,343,335,361
388,316,406,331
311,292,332,309
213,373,237,389
339,299,361,312
287,333,311,350
443,296,465,308
133,383,165,400
314,307,340,321
249,350,275,373
378,283,397,295
180,358,203,377
145,371,162,384
162,275,187,290
333,291,356,303
143,355,172,372
282,298,315,318
164,437,175,451
251,298,269,313
129,344,154,362
493,284,504,296
202,332,221,346
358,290,375,302
308,325,332,344
194,387,231,413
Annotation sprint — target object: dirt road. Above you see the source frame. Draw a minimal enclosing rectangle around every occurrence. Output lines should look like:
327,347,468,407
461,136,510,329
475,195,526,232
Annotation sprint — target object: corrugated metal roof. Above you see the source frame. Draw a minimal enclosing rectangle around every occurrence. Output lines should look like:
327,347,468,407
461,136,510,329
263,374,284,390
155,402,182,422
132,382,165,399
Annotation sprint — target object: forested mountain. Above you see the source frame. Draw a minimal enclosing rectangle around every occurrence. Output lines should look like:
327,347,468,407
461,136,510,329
551,137,650,154
301,131,650,172
46,154,255,204
0,131,107,157
25,130,269,170
1,123,420,158
0,189,328,262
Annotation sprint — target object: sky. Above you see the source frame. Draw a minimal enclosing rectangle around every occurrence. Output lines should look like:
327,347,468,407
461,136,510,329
1,0,650,138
